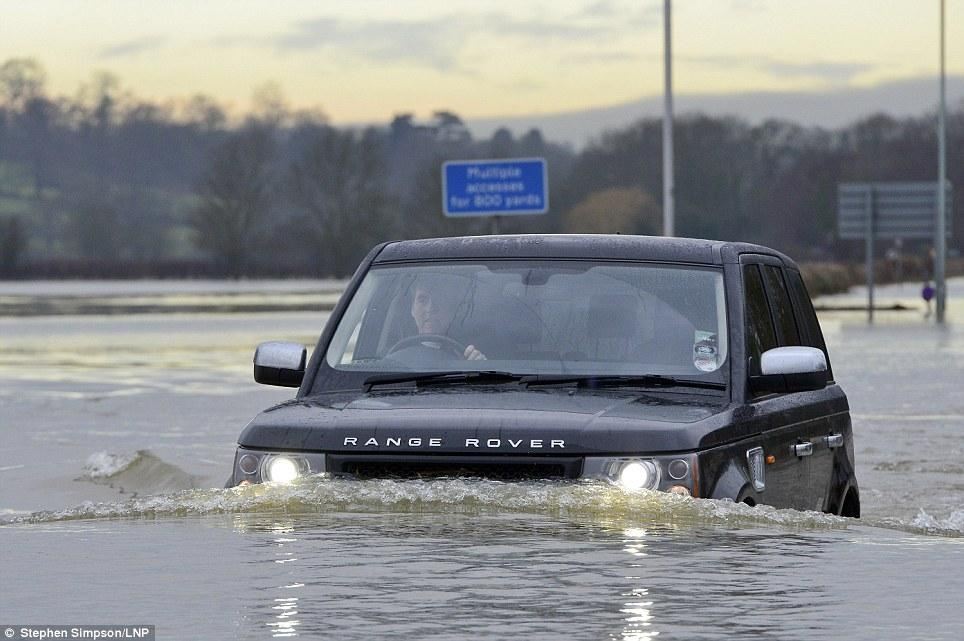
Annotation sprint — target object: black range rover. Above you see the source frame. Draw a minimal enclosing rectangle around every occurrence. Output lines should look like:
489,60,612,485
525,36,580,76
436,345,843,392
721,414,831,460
230,235,859,516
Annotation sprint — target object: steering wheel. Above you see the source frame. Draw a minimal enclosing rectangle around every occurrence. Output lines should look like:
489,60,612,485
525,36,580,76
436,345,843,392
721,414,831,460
386,334,467,359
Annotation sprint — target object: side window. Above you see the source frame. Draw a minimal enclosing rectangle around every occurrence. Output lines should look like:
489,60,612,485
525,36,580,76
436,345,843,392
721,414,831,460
761,265,800,346
786,270,832,379
743,264,776,372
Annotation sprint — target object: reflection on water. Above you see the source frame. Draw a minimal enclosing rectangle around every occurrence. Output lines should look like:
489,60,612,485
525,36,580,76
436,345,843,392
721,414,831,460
4,510,962,641
269,596,300,638
620,529,659,640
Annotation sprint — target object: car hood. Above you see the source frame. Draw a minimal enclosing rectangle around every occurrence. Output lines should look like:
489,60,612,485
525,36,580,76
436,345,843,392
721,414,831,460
238,387,734,454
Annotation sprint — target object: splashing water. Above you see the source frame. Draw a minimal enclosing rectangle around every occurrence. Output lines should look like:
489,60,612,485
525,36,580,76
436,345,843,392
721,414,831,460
6,475,856,532
78,450,203,495
82,451,139,479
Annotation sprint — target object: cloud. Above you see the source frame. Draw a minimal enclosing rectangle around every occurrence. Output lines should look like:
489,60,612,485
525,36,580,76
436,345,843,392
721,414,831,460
215,12,651,73
98,36,166,60
678,54,876,84
576,0,662,28
762,61,877,83
274,17,463,70
579,0,619,18
559,51,641,65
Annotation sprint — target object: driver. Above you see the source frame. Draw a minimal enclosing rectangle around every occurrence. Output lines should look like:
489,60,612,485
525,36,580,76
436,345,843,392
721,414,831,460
411,278,486,360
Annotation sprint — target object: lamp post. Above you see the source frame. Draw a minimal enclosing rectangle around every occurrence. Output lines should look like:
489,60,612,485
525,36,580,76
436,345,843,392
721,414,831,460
662,0,675,237
936,0,947,322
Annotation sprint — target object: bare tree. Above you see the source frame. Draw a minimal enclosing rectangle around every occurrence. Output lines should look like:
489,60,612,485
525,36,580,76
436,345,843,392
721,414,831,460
192,125,276,277
0,58,46,111
287,125,394,276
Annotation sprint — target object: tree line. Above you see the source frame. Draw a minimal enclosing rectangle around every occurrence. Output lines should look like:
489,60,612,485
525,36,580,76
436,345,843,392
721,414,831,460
1,57,961,278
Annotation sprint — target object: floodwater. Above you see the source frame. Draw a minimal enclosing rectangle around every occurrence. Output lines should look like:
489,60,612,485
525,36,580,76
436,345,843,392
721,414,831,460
1,278,962,640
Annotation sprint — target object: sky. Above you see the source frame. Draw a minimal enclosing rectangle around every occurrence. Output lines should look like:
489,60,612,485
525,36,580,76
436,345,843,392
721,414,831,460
1,0,961,126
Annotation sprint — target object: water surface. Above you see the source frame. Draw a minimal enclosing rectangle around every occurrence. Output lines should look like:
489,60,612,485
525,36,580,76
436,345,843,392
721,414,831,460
1,278,962,639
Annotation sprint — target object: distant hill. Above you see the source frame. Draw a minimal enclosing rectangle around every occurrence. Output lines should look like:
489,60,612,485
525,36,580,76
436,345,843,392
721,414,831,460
466,75,964,148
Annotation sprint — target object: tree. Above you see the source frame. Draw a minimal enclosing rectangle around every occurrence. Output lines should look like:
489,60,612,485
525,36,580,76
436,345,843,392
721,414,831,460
182,94,227,132
489,127,514,158
191,125,276,276
288,126,394,276
250,82,290,128
519,128,546,156
564,187,661,235
0,58,46,111
432,110,471,145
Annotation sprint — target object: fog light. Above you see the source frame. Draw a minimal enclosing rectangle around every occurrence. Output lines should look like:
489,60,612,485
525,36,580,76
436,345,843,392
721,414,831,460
238,454,259,475
616,460,658,491
668,485,691,496
264,456,301,483
668,459,690,480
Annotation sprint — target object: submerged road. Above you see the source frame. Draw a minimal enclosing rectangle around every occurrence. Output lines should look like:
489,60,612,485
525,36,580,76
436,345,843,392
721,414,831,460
0,277,961,640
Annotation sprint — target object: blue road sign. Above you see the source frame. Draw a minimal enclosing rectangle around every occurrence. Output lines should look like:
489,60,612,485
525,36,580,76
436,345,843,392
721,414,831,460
442,158,548,217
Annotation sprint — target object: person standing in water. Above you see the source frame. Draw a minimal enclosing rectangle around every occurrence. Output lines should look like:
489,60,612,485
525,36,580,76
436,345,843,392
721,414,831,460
922,281,936,318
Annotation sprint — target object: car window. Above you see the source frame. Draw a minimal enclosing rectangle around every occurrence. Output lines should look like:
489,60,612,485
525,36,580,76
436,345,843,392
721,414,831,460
761,265,800,346
786,269,832,380
743,264,776,372
321,261,729,384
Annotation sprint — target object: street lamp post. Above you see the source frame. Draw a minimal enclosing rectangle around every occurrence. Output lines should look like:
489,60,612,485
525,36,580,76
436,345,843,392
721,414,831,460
662,0,675,237
936,0,947,322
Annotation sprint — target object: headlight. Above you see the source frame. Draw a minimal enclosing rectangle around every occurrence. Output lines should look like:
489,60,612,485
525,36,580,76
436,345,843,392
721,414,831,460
232,449,326,486
263,455,302,483
613,459,659,491
582,454,698,495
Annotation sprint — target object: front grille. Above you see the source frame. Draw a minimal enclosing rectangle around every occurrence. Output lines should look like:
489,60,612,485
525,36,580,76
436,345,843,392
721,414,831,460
328,455,583,481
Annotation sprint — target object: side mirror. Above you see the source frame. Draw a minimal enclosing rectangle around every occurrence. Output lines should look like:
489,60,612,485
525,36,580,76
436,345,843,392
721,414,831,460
254,341,307,388
751,346,827,394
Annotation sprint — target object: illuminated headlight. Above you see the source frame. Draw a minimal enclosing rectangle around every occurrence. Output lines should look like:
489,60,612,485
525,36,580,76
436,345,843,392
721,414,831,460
263,455,304,483
232,448,326,486
613,459,659,491
582,454,698,495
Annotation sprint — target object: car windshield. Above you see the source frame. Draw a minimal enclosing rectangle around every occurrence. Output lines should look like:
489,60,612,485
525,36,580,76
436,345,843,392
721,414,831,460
320,260,728,389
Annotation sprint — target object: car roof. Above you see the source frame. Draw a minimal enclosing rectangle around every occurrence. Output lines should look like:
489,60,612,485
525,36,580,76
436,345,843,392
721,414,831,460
373,234,798,268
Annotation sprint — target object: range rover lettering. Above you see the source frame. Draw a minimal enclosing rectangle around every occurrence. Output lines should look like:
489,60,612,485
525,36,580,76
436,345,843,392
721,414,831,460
229,235,859,516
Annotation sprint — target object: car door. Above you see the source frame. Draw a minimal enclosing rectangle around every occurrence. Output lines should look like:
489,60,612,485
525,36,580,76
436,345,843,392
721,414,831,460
784,268,848,511
741,259,811,510
761,262,844,512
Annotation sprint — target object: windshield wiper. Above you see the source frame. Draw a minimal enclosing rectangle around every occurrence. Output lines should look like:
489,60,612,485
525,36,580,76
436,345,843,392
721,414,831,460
363,370,525,391
522,374,725,391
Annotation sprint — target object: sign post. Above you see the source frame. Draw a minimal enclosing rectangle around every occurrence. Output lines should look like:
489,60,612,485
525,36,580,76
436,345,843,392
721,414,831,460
838,182,953,322
442,158,548,233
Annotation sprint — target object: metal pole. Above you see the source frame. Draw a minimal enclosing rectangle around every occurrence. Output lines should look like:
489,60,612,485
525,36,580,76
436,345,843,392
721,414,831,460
936,0,947,322
867,186,875,324
662,0,675,237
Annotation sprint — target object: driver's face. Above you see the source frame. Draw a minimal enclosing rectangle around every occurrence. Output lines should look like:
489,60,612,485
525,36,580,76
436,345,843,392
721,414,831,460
411,286,457,334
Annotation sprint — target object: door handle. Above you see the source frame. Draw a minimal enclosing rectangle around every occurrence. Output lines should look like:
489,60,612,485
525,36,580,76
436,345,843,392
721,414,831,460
824,434,844,449
791,442,813,457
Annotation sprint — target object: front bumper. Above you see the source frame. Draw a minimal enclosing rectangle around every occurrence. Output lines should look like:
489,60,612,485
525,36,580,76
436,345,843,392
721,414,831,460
230,448,699,494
